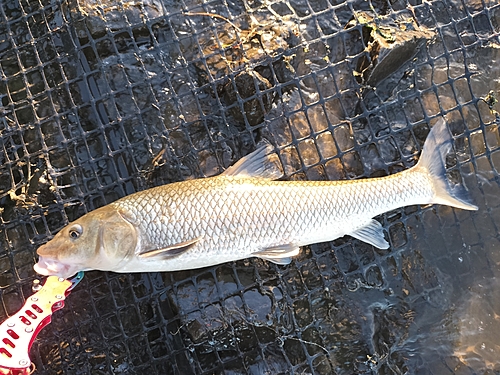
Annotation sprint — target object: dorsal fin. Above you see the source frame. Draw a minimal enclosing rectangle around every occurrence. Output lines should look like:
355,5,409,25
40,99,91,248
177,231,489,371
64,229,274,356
222,143,284,180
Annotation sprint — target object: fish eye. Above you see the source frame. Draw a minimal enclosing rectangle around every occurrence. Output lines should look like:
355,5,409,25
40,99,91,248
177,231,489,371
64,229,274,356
68,224,83,240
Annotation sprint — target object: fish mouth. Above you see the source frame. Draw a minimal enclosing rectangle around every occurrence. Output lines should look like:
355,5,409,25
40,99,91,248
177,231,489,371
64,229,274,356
34,256,78,279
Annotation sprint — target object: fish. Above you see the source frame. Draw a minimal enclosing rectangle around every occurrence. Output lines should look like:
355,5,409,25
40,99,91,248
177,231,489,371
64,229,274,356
34,119,478,279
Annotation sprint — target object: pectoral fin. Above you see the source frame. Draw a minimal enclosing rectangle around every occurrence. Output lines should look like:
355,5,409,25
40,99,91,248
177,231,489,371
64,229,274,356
138,237,201,259
253,244,300,265
349,219,389,249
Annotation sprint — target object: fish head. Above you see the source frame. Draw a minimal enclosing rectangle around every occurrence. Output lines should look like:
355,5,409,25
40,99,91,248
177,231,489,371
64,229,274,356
34,205,138,278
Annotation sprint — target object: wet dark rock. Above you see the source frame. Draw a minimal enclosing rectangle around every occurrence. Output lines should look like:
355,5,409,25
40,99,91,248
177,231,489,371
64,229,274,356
220,69,274,127
368,302,412,372
71,0,165,39
348,12,435,87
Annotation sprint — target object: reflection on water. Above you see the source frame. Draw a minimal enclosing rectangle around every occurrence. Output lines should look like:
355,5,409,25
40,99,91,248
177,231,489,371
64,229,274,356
455,277,500,372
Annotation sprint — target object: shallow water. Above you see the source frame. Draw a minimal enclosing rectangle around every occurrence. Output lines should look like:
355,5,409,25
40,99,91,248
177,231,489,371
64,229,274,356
0,0,500,374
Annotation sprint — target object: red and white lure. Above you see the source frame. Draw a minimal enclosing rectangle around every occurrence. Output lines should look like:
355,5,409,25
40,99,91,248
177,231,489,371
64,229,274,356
0,272,83,375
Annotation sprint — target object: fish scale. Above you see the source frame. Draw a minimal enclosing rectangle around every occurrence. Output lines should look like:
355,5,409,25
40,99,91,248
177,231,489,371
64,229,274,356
112,172,427,264
34,119,477,278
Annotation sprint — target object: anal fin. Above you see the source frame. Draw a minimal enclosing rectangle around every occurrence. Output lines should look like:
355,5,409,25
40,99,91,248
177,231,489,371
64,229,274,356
139,237,201,260
348,219,389,249
253,244,300,265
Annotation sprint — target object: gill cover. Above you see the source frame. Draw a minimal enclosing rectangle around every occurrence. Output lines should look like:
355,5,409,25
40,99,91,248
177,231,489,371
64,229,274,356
94,207,139,268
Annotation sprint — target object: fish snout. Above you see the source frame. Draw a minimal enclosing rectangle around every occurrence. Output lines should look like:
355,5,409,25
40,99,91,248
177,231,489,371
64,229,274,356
36,242,57,257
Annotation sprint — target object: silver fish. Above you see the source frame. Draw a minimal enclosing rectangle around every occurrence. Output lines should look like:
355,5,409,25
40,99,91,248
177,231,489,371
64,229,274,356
34,119,477,278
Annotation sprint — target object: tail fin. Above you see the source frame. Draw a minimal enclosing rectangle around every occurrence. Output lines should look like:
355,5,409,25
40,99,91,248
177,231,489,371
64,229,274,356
416,119,478,211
